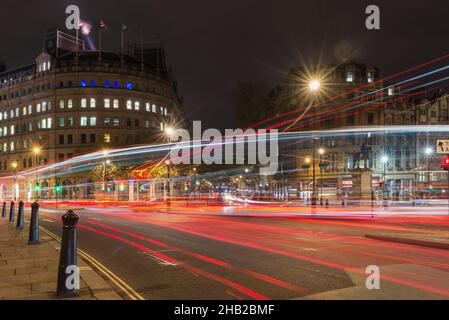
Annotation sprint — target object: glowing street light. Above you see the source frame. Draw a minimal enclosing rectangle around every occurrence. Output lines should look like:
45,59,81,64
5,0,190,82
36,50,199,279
381,155,389,163
32,146,41,200
12,161,18,201
318,148,325,155
425,147,433,155
308,79,321,92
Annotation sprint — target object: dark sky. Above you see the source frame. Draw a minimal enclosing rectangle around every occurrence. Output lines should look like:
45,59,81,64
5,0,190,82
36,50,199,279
0,0,448,128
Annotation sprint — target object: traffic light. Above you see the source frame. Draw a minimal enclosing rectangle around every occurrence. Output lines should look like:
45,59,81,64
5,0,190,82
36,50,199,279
34,183,40,192
55,183,61,193
443,156,449,170
428,183,433,191
184,179,189,191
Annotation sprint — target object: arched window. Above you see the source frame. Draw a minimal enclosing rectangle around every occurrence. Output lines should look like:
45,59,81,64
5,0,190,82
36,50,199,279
28,105,32,114
104,99,110,108
59,99,65,109
90,98,96,108
68,99,73,109
81,99,87,108
126,100,132,110
145,103,150,112
113,99,119,109
22,107,27,116
134,101,140,110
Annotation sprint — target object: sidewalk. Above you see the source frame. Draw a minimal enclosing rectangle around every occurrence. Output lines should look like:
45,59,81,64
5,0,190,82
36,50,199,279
0,219,122,300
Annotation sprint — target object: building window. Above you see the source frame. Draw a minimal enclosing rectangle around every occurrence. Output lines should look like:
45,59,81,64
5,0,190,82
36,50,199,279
346,72,353,82
388,88,394,96
59,135,65,145
59,100,65,109
113,117,120,127
68,99,73,109
81,134,87,144
10,125,14,135
145,103,151,112
22,107,27,115
113,99,119,109
28,105,32,114
68,116,74,126
367,72,374,83
37,103,41,112
127,118,132,127
59,117,65,127
104,98,110,108
135,119,140,127
89,117,97,126
67,134,73,144
160,122,164,131
134,101,140,110
90,134,96,143
145,120,150,128
104,134,111,143
90,98,96,108
126,100,132,110
80,117,87,126
81,98,87,108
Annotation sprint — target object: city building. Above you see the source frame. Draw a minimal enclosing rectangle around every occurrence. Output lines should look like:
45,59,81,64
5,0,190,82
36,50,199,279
0,30,186,200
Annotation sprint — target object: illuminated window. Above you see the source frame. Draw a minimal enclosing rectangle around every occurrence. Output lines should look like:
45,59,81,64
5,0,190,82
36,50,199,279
388,88,394,96
10,142,14,152
47,117,52,129
367,72,374,83
0,113,3,121
59,117,65,127
145,103,150,112
164,107,168,116
104,117,110,126
126,100,132,110
68,117,74,126
59,99,65,109
160,122,164,131
152,104,156,113
22,107,27,115
37,104,41,112
68,99,73,109
113,117,120,127
113,99,119,109
89,117,97,126
104,98,110,108
81,98,87,108
41,118,47,129
10,110,14,118
90,98,96,108
28,105,32,114
80,117,87,126
42,102,47,112
15,108,19,117
10,125,14,135
346,72,353,82
3,143,6,152
104,134,111,143
145,120,150,128
134,101,140,110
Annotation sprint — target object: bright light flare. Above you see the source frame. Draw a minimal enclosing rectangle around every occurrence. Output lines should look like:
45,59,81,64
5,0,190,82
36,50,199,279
308,80,321,92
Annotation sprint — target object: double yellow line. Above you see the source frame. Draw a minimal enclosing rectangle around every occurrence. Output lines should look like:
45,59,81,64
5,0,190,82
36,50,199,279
38,224,145,300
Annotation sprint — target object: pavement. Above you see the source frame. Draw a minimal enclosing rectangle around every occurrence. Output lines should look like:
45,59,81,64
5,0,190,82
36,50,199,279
0,219,122,300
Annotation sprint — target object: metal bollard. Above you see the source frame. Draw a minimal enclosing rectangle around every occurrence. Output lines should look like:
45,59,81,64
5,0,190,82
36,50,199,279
16,201,24,230
28,202,40,245
8,201,15,222
56,210,80,298
1,201,5,218
325,199,329,208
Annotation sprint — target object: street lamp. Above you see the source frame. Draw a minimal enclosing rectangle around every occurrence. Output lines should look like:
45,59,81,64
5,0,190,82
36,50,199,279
11,161,18,201
305,157,311,202
308,80,321,92
318,148,325,204
308,79,322,207
381,155,389,201
425,147,433,190
33,146,41,200
165,160,171,206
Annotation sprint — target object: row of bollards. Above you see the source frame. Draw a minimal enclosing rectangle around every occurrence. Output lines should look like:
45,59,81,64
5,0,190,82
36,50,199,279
1,200,80,298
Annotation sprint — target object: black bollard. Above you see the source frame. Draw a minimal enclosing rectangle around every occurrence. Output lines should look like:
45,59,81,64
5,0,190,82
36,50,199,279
16,201,24,230
56,210,80,298
1,201,6,218
28,202,40,245
8,201,15,222
325,199,329,208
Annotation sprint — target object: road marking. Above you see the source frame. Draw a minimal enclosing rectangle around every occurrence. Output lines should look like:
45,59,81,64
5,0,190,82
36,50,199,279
43,219,55,223
36,223,144,300
143,252,178,266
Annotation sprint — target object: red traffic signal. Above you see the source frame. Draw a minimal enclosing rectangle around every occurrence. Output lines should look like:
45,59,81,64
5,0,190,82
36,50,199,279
442,156,449,170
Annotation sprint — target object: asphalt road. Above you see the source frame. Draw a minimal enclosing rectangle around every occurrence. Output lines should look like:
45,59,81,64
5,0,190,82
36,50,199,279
35,203,449,300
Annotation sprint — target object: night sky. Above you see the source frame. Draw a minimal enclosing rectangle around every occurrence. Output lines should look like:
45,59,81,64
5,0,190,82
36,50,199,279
0,0,448,128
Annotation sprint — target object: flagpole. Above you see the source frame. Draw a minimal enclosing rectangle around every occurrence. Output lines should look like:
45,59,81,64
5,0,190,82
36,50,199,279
99,29,102,59
121,27,124,57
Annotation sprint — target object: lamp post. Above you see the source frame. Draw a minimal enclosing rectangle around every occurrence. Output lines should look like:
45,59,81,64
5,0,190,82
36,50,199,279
102,150,110,193
425,147,433,192
318,148,325,205
11,162,18,201
308,79,321,207
33,146,41,200
305,157,311,203
381,155,389,203
165,160,171,206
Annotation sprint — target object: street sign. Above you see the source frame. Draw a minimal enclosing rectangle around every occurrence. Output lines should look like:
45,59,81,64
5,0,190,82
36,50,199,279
436,140,449,154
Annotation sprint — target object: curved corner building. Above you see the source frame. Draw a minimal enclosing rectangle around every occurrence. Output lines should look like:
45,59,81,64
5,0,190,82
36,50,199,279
0,30,186,200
